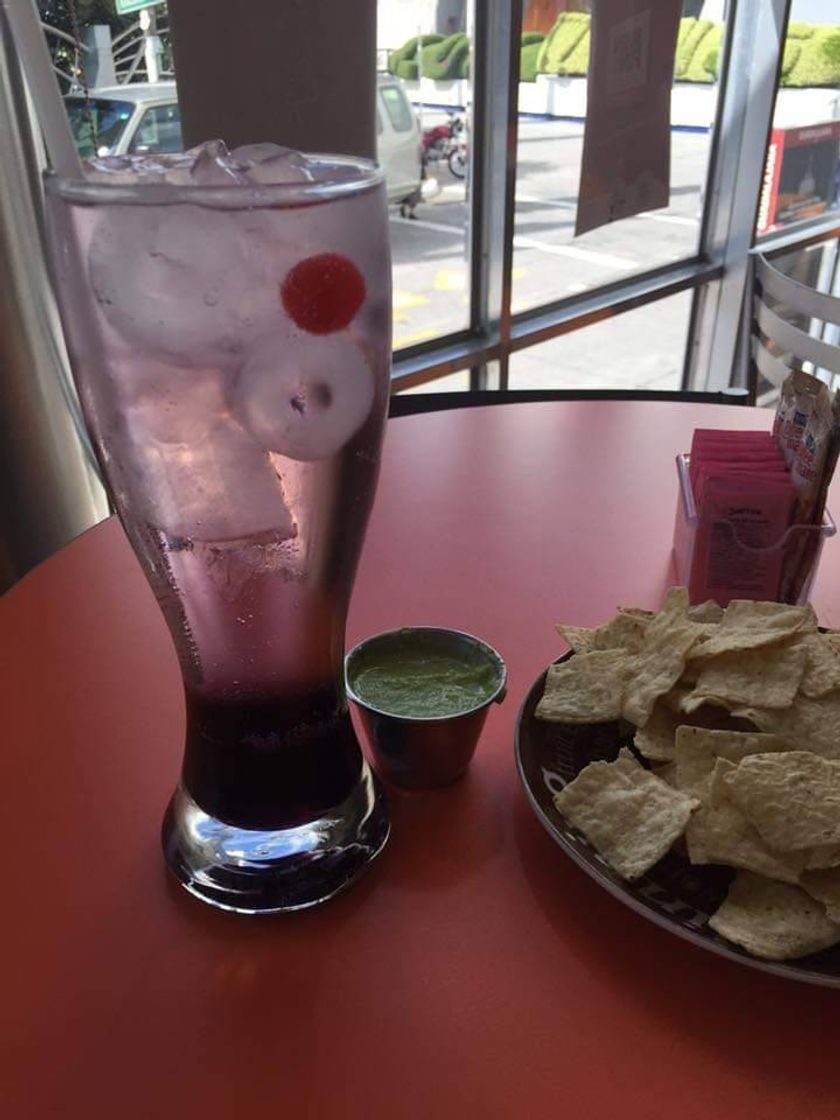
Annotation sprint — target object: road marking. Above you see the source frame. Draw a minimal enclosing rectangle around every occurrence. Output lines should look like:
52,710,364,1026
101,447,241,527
391,214,468,237
393,289,429,310
633,211,699,228
393,215,635,268
513,235,636,268
516,191,698,228
516,192,575,210
434,268,467,291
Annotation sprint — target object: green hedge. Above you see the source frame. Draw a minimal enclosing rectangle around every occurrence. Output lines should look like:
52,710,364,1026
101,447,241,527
388,33,444,81
420,32,469,80
387,18,840,88
535,12,589,75
676,19,716,81
520,34,545,83
786,27,840,87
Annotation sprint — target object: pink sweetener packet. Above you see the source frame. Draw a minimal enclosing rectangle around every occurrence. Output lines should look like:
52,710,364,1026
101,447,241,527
693,464,789,508
690,474,797,605
690,454,787,494
692,430,775,445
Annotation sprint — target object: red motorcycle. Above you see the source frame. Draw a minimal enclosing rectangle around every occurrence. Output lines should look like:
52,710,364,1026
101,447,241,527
422,112,467,179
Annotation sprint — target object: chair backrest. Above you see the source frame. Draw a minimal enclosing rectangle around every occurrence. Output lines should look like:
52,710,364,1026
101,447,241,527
388,387,751,418
748,250,840,405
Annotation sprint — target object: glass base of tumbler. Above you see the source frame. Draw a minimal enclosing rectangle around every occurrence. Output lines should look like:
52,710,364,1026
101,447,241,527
161,764,389,914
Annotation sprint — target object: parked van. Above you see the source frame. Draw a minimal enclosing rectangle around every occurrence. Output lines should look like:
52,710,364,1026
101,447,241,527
65,75,424,211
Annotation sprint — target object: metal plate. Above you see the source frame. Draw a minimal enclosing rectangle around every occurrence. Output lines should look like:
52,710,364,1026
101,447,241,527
514,657,840,988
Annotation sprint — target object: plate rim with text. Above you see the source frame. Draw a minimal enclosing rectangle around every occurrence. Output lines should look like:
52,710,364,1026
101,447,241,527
514,655,840,989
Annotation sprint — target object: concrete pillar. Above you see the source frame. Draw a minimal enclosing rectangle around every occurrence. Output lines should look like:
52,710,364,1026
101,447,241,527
167,0,377,158
82,24,115,89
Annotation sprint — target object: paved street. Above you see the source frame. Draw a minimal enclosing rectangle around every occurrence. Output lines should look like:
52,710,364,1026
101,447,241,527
389,117,712,391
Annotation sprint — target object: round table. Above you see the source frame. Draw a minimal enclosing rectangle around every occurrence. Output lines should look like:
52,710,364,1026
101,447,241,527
2,400,839,1120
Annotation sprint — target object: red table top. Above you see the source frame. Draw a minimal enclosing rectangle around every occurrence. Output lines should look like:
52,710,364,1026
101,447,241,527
3,400,840,1119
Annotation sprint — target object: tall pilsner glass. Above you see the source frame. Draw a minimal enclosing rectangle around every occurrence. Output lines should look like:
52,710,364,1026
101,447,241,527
44,146,391,912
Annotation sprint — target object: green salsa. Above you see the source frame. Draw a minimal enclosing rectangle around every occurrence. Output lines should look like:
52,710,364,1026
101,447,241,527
348,646,499,719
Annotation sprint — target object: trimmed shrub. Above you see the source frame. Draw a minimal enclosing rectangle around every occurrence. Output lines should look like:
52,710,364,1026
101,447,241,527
392,59,418,81
780,41,802,82
701,47,719,81
536,12,589,75
785,27,840,87
675,19,709,80
420,32,469,80
387,20,840,89
388,33,444,76
560,26,590,76
520,36,544,83
683,22,721,82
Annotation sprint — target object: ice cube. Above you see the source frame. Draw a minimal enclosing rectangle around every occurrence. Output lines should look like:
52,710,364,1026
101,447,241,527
88,203,282,366
119,359,230,445
230,328,375,461
231,142,312,184
190,140,249,186
132,419,296,541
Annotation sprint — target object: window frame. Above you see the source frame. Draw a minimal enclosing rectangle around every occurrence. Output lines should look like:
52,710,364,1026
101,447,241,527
390,0,804,399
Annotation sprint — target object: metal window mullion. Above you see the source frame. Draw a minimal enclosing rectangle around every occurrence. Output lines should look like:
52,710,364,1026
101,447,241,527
686,0,790,392
467,0,522,391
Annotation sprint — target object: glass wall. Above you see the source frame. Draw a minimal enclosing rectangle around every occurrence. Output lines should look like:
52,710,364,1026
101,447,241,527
508,290,694,390
512,0,718,320
378,1,474,350
756,0,840,241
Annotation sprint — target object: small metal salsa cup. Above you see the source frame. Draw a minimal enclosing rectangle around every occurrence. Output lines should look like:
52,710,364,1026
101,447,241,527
345,627,506,789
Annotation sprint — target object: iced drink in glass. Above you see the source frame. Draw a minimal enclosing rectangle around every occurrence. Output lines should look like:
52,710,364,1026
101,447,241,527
44,142,391,912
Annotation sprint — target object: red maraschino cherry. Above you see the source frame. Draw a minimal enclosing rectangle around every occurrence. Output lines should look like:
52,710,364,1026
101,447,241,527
280,252,366,334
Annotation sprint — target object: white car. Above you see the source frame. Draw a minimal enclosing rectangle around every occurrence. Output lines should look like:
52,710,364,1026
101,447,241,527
65,76,424,211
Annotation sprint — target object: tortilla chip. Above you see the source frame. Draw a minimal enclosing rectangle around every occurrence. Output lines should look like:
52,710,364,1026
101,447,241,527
621,588,701,728
556,612,649,656
672,727,788,793
555,625,596,654
552,748,699,881
685,759,805,884
685,641,807,711
708,872,840,960
723,751,840,851
799,633,840,699
652,761,678,786
688,600,817,661
801,868,840,922
687,600,724,623
730,693,840,759
633,702,683,762
535,650,629,723
804,844,840,870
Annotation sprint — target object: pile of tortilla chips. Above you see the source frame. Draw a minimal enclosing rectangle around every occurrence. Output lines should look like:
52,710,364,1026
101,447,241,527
537,587,840,961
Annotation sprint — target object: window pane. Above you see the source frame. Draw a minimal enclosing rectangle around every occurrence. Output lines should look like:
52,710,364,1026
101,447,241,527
65,97,134,158
378,3,473,350
508,289,694,390
128,104,183,155
381,85,415,132
512,2,722,314
756,2,840,238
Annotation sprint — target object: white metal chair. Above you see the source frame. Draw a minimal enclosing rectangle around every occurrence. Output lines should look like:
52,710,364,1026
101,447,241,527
748,248,840,406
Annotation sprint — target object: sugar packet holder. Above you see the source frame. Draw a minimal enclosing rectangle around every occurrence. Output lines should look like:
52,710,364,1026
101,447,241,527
672,454,836,606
